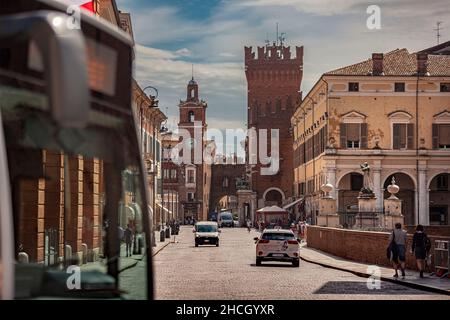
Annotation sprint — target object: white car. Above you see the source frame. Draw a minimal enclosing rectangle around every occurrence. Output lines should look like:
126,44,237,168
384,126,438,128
254,228,300,267
193,221,221,247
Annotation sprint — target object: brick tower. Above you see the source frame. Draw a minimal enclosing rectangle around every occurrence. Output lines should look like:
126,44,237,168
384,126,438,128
245,43,303,208
177,76,209,221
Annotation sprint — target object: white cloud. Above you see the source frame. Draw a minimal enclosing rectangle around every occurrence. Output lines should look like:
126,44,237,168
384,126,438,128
134,43,246,130
175,48,192,57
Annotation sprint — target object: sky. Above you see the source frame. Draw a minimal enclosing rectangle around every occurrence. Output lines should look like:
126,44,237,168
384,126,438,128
116,0,449,153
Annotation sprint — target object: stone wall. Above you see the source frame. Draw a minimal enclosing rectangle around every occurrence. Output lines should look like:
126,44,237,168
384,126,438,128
307,226,450,270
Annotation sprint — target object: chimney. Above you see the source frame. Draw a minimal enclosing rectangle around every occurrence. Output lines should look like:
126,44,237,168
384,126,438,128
372,53,384,75
417,53,428,75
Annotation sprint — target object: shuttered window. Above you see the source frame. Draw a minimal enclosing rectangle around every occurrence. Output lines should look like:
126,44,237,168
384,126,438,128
393,123,414,149
340,123,366,149
433,124,450,149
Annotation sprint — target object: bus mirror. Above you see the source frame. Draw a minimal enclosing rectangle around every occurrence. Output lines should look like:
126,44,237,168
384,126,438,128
0,11,90,128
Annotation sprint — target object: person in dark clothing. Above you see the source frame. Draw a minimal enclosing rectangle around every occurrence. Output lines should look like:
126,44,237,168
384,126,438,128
412,224,430,278
124,224,134,257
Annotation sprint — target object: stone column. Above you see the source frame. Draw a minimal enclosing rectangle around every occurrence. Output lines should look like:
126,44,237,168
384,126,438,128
327,168,337,200
372,168,382,211
418,169,429,225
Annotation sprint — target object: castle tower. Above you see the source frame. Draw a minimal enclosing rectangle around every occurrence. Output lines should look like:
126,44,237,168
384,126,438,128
245,43,303,208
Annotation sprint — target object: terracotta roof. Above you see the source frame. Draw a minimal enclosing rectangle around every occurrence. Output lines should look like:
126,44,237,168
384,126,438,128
325,48,450,76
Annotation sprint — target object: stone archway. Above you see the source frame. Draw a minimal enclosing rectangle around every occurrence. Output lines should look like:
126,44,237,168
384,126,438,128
337,172,363,212
263,187,285,207
428,173,450,225
383,173,416,225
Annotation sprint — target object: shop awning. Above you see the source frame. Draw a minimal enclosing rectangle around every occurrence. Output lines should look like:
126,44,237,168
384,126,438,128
282,197,303,210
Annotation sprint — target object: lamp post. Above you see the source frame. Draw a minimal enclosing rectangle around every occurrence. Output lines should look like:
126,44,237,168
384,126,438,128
141,85,158,246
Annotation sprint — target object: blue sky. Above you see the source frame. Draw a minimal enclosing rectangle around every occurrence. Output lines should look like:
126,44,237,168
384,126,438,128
116,0,449,153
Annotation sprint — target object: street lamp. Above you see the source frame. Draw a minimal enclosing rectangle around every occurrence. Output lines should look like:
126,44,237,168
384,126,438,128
141,85,159,246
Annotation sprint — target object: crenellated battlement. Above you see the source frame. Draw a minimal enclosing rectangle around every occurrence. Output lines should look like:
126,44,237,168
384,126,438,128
245,45,303,64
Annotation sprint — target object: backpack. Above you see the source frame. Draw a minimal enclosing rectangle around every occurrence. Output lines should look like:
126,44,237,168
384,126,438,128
424,234,431,252
386,231,399,262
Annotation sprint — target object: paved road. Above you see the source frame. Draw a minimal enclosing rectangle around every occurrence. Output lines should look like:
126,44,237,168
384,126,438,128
152,226,450,300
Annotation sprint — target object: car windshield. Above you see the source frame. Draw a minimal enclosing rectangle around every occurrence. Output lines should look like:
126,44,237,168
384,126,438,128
197,225,217,232
261,233,295,241
220,213,232,220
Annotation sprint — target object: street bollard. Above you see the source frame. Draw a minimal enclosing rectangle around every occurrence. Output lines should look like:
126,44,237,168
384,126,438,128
165,227,171,239
160,229,165,242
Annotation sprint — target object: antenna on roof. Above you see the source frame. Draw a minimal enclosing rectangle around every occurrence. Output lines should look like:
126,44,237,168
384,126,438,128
265,32,270,47
434,21,443,45
191,63,194,80
276,22,279,46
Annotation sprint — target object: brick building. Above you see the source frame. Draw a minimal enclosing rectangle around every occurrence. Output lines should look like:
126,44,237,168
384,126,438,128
244,43,303,209
209,162,246,216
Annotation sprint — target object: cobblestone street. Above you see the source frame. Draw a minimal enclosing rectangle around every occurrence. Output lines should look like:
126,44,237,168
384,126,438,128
151,227,450,300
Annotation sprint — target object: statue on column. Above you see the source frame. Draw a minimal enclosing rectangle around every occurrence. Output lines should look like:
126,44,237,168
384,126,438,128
359,162,375,197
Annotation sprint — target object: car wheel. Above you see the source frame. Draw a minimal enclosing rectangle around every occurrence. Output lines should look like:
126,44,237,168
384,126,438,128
195,242,199,247
256,258,262,266
216,241,219,247
292,259,300,267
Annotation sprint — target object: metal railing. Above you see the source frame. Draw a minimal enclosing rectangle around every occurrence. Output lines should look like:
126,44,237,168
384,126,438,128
434,240,449,278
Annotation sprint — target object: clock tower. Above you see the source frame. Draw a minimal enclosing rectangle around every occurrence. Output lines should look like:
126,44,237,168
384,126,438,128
177,76,209,221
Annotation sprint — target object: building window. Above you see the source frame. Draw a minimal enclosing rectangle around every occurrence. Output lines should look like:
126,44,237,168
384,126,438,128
223,177,229,188
170,169,177,180
187,169,195,184
298,182,305,195
348,82,359,92
440,83,450,92
163,169,170,179
395,82,405,92
188,110,195,122
340,122,367,149
350,174,363,191
437,175,449,191
143,134,148,153
393,123,414,149
187,192,195,202
432,124,450,149
163,147,172,161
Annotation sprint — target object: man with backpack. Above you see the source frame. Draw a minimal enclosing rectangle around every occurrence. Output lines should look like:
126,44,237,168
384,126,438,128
388,223,407,279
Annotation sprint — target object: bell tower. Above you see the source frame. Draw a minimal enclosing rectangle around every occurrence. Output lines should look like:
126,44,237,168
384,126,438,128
177,76,208,222
187,77,199,102
178,76,207,134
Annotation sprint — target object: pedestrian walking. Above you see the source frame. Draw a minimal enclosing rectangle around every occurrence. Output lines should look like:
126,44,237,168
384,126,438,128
412,224,431,278
246,219,251,233
124,224,134,257
388,222,407,279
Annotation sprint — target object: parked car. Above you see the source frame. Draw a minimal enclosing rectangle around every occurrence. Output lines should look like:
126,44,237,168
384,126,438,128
193,221,220,247
218,211,234,228
254,227,300,267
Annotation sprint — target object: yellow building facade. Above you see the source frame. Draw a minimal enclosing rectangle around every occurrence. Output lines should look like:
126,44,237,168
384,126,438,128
292,49,450,226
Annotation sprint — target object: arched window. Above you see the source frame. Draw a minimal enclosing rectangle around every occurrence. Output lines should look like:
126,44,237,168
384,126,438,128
188,110,195,122
223,177,229,188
